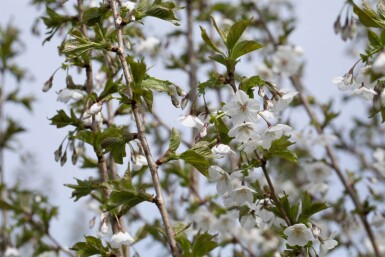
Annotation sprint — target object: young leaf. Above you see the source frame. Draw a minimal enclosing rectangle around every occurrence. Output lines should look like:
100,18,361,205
209,15,227,44
191,232,218,257
180,150,209,177
230,40,263,60
169,128,181,152
200,26,222,54
226,19,252,51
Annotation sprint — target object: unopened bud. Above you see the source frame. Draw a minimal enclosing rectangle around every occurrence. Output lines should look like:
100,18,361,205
43,75,54,92
54,145,62,162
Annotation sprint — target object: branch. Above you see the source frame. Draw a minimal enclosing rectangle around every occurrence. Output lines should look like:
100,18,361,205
254,5,380,256
260,158,291,226
108,1,180,256
186,0,200,197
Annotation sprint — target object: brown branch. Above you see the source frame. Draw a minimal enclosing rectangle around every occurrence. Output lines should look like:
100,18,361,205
186,0,200,197
108,1,180,256
260,158,291,226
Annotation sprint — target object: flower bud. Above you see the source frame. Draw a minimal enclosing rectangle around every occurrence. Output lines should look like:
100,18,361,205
42,75,54,92
89,102,102,115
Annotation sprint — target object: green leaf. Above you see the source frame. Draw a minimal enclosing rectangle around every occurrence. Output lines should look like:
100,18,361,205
209,54,227,66
209,15,227,44
200,26,222,54
100,127,135,164
136,0,180,25
368,30,383,48
191,232,217,257
49,109,77,128
106,176,152,211
264,136,297,163
142,88,154,111
226,19,252,50
129,58,147,85
75,130,96,147
352,1,385,28
299,192,329,222
0,118,25,149
239,75,265,97
71,236,108,257
169,128,181,152
180,150,209,177
230,40,263,60
65,178,101,201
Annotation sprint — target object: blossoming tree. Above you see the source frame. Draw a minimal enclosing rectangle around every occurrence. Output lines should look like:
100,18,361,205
1,0,385,257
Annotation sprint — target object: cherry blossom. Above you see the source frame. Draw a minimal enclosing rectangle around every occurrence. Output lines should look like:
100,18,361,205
228,122,260,143
319,232,338,257
110,231,135,248
178,114,204,128
208,166,232,195
223,90,260,125
284,223,313,247
57,89,85,103
332,73,354,91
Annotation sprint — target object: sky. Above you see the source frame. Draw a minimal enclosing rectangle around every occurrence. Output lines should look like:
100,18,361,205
0,0,361,256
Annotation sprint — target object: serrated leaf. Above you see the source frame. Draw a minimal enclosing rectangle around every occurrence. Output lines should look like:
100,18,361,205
191,232,217,257
368,30,383,48
169,128,181,152
352,1,385,28
49,109,77,128
230,40,263,60
226,19,252,50
180,150,209,177
264,136,297,163
65,178,100,201
71,236,108,257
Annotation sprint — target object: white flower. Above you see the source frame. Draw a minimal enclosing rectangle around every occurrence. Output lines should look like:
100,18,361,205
319,232,338,257
332,73,354,91
57,89,85,103
123,1,136,12
82,112,103,127
351,87,377,100
272,91,298,113
136,37,161,54
373,52,385,74
355,66,375,89
89,102,103,115
228,122,259,143
4,247,20,257
272,45,302,76
261,124,293,149
212,144,233,158
284,223,313,247
178,114,204,128
230,186,255,205
223,90,260,125
240,214,261,229
132,155,148,171
208,166,232,195
110,231,135,248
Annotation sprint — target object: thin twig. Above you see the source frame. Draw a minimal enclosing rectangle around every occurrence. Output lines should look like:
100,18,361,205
108,1,180,256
